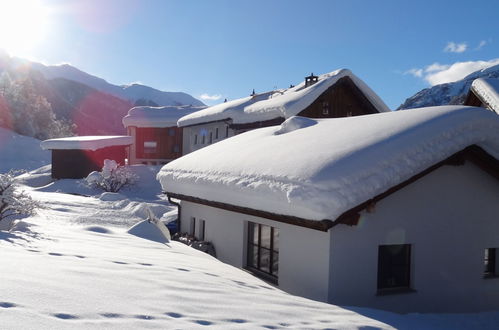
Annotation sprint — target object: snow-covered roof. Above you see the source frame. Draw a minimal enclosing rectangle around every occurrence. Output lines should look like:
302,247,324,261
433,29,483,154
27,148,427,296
41,136,133,151
159,106,499,222
178,69,390,127
122,105,206,128
471,78,499,114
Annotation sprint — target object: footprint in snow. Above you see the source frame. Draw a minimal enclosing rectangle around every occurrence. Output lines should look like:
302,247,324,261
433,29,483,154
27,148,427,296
48,252,64,257
134,314,155,320
112,261,128,265
165,312,183,318
226,319,247,324
74,255,86,259
176,268,190,272
53,313,79,320
0,302,17,308
138,263,153,266
192,320,213,326
27,249,40,253
100,313,123,318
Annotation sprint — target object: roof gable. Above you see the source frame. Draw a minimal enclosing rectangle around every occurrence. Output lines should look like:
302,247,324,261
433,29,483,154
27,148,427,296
470,78,499,113
177,69,390,127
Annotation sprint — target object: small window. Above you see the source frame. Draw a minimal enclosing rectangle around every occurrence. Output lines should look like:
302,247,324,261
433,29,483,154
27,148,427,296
209,132,213,144
377,244,411,291
194,134,198,145
484,248,498,278
198,219,205,241
202,135,206,144
190,217,196,236
322,101,329,115
247,222,279,282
168,128,176,136
215,128,219,139
225,125,229,138
143,141,157,154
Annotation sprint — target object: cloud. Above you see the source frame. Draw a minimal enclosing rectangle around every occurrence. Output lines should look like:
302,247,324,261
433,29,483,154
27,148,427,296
475,40,487,50
406,58,499,86
444,42,468,53
199,93,222,101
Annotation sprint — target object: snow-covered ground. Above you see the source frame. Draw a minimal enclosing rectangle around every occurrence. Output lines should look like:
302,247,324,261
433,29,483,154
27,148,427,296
2,128,499,329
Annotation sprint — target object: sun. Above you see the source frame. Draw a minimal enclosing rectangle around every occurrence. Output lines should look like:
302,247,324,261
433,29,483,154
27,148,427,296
0,0,50,56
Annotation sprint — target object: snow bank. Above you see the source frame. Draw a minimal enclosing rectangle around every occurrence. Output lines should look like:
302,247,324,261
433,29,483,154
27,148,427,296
40,136,133,151
159,106,499,222
122,105,206,128
178,69,390,127
0,128,50,173
471,78,499,113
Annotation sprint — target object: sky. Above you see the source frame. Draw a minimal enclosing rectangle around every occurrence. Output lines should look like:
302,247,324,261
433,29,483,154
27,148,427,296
0,0,498,109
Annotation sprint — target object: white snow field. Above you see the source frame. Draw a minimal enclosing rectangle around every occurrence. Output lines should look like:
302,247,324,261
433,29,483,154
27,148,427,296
1,127,499,329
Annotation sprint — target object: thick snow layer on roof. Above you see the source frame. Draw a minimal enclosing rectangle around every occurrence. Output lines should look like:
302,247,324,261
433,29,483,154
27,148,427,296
159,106,499,221
122,105,206,128
471,78,499,113
178,69,390,127
41,136,133,151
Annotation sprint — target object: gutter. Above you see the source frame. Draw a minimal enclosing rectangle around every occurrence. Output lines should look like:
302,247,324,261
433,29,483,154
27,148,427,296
166,193,182,233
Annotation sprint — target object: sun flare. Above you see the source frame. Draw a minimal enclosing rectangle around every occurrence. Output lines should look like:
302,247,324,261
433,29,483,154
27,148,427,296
0,0,50,56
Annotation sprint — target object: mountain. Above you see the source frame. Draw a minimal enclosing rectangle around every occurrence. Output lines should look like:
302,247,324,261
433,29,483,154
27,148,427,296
0,53,204,136
28,61,204,107
398,64,499,109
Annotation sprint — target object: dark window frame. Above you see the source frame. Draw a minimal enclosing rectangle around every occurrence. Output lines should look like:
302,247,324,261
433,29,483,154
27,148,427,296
198,219,205,241
484,248,498,278
377,244,412,293
246,222,278,283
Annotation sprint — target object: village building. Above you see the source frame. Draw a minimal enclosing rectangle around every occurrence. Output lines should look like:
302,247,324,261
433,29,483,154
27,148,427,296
158,105,499,313
122,105,204,165
40,136,133,179
464,78,499,114
178,69,390,155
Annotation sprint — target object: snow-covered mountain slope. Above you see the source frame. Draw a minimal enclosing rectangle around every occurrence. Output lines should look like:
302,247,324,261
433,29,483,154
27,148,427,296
29,61,204,107
0,127,50,173
399,64,499,109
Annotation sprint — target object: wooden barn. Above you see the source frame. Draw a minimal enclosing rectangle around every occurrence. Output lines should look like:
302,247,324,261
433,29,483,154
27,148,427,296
464,78,499,114
40,136,133,179
178,69,390,155
122,105,204,165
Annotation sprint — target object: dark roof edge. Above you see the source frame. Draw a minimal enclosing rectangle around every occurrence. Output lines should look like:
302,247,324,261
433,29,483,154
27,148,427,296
165,192,334,232
178,118,232,128
333,145,499,227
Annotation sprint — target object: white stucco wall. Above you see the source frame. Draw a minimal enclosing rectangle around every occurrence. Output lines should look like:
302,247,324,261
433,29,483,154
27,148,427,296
329,161,499,313
182,122,235,155
180,201,331,302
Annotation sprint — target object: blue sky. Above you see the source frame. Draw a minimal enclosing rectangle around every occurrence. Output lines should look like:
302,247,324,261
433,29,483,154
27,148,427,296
3,0,499,108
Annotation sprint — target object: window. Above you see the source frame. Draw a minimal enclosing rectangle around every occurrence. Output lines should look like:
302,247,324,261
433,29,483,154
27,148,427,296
322,101,329,115
202,135,206,144
143,141,157,154
194,134,198,145
209,132,213,144
377,244,411,291
215,128,219,139
198,219,205,241
168,128,176,136
484,248,498,278
189,217,196,236
247,222,279,282
225,125,229,138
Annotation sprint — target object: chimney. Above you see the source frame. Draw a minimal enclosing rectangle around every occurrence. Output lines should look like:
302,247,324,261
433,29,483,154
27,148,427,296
305,73,318,87
250,89,256,96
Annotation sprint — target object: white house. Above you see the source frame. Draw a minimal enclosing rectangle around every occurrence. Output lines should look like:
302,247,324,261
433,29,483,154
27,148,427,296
158,105,499,313
122,105,204,165
178,69,390,155
465,78,499,114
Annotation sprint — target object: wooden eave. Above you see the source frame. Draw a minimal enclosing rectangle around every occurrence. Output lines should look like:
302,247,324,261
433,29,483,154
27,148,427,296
166,145,498,232
464,89,484,107
165,192,335,232
179,118,232,128
229,117,285,130
333,145,499,227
